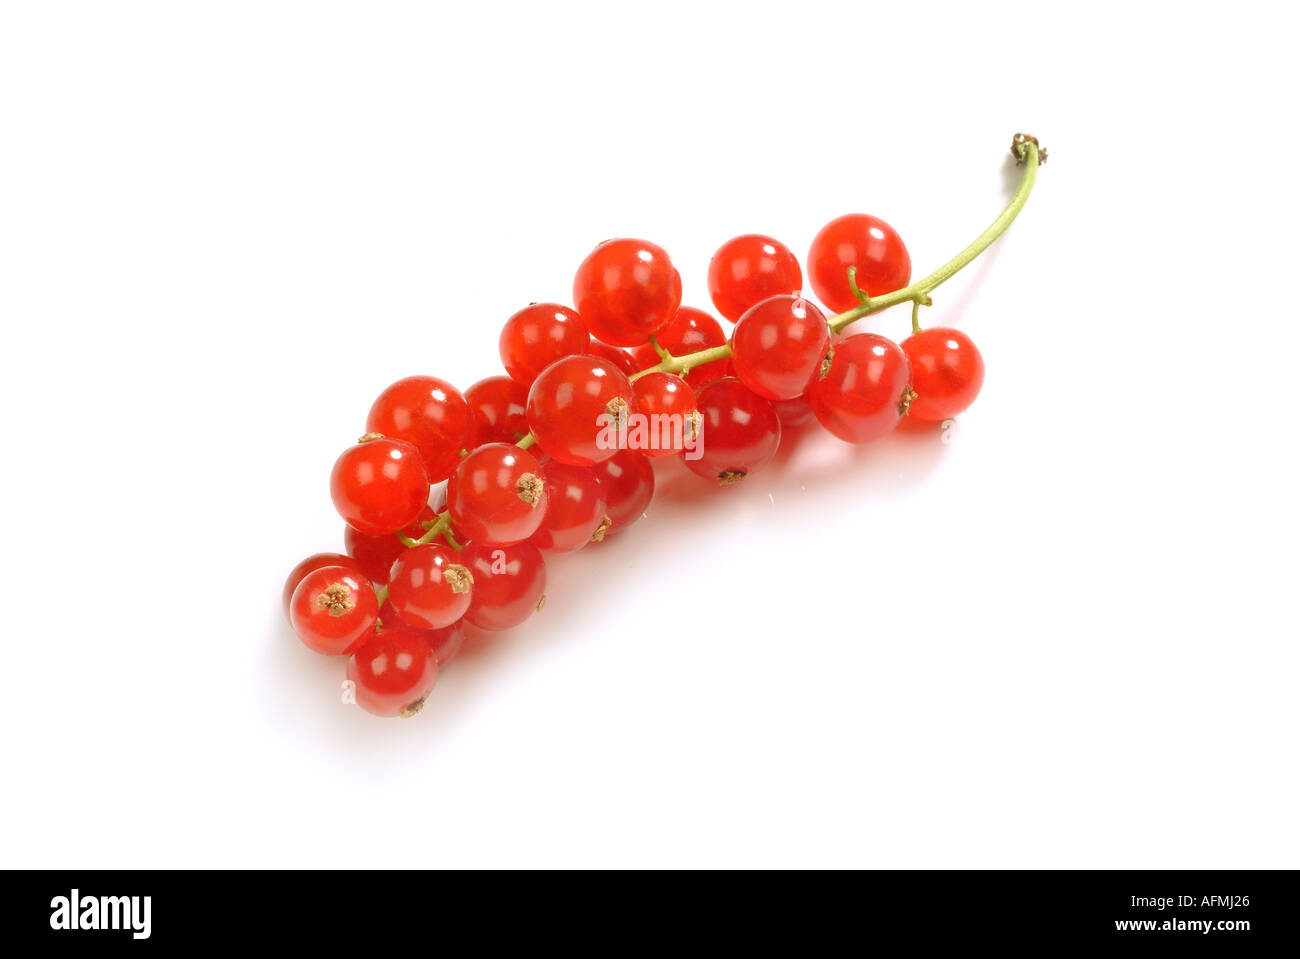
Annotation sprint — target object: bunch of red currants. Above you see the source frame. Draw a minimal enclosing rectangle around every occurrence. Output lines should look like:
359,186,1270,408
281,137,1040,717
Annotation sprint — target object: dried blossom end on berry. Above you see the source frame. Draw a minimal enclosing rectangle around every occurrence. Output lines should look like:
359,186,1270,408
898,386,919,416
819,348,835,381
445,564,474,594
606,396,629,429
517,473,544,506
316,582,356,618
685,410,703,444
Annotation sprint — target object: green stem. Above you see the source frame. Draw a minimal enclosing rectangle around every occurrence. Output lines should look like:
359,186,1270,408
400,511,449,548
847,266,871,307
628,135,1044,380
516,433,537,450
629,344,732,382
826,139,1041,334
398,509,467,550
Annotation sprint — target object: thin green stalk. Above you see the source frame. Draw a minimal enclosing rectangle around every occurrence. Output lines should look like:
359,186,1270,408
630,134,1045,381
399,511,449,549
827,137,1042,333
629,343,732,382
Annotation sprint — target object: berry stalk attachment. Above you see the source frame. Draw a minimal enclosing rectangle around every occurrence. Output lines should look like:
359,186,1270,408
825,133,1045,335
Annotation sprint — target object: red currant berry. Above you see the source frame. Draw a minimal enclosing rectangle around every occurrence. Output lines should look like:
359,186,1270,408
388,544,475,630
630,306,732,388
526,355,634,466
330,435,430,536
498,303,590,387
591,449,655,535
529,461,607,553
365,376,474,483
376,595,404,628
378,598,466,666
808,214,912,313
465,375,529,447
809,333,913,443
707,234,803,322
587,340,641,377
282,552,362,621
772,394,815,429
343,504,438,585
900,327,985,421
630,372,700,458
572,238,682,347
446,442,548,545
290,566,379,656
421,619,466,666
347,627,438,718
730,295,831,401
461,541,547,631
683,378,782,486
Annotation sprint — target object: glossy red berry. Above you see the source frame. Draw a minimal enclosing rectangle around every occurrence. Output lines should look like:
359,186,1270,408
330,435,430,536
366,376,474,484
630,372,700,458
446,443,548,545
529,461,607,553
461,541,547,631
901,327,985,421
730,295,831,401
378,597,466,666
684,378,782,486
290,566,379,656
591,449,655,535
465,375,529,447
343,504,438,585
707,234,803,322
810,333,913,443
347,627,438,718
282,552,362,621
572,238,682,347
630,306,732,388
498,303,590,387
808,214,912,313
388,544,475,630
772,394,816,428
420,619,466,666
587,340,641,377
526,355,634,466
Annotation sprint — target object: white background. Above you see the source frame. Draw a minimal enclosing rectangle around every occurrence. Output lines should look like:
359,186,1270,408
2,2,1296,868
